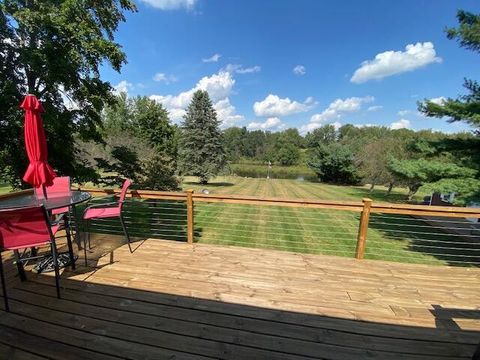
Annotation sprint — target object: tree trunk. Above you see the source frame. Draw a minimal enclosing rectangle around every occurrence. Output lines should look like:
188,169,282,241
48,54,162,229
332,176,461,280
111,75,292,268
387,182,394,195
369,183,375,193
407,184,420,201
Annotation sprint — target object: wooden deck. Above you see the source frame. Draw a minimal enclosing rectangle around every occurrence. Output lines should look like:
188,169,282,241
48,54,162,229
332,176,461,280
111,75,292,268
1,234,479,359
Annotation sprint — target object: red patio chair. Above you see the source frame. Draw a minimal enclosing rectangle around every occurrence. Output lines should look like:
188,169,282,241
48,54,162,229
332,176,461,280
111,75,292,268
0,206,75,312
82,179,132,265
34,176,71,216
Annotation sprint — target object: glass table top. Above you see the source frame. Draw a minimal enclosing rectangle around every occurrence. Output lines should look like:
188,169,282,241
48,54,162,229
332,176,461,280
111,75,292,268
0,191,91,210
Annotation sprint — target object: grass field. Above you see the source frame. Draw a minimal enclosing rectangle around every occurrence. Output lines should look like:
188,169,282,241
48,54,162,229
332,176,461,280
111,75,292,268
81,176,479,267
0,184,11,195
182,175,427,203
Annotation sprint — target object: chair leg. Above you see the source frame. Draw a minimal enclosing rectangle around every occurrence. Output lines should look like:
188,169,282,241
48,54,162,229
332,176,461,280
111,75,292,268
84,220,89,267
50,240,61,299
64,218,76,271
119,214,132,253
0,252,9,312
87,222,92,249
71,206,81,250
13,250,26,282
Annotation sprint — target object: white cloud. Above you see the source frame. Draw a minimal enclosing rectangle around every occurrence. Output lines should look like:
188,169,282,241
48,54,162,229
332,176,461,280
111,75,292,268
367,105,383,112
351,42,442,83
299,123,321,133
390,119,411,130
247,117,282,130
140,0,196,10
253,94,316,117
293,65,306,76
153,72,177,84
299,96,373,134
299,121,342,134
237,65,261,74
113,80,133,95
202,53,221,63
331,121,342,130
397,109,412,116
429,96,446,105
354,123,376,128
224,64,261,74
310,96,374,123
150,71,241,125
214,98,244,127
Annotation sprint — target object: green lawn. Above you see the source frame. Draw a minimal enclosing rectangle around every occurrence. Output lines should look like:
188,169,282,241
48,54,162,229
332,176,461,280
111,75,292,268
81,176,479,267
0,184,11,195
182,175,428,203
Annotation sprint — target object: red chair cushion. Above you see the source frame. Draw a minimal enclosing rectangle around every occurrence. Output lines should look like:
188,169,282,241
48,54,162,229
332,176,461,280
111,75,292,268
83,206,121,220
52,206,69,216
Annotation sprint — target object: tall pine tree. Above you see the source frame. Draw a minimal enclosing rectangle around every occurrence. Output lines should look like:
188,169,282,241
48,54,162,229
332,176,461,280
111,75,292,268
179,90,226,184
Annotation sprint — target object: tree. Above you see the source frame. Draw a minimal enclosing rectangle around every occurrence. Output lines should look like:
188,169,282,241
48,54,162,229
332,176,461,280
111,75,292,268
275,143,300,166
223,127,247,161
78,94,179,190
388,158,476,201
307,143,359,184
305,125,337,148
415,9,480,203
355,139,394,192
278,128,305,148
0,0,136,187
178,90,226,184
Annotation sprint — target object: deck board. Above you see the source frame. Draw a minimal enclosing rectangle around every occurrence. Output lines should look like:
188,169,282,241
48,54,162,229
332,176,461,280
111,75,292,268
1,235,479,359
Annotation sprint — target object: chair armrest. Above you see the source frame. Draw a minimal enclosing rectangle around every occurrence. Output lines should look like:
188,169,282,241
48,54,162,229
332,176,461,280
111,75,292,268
83,201,119,214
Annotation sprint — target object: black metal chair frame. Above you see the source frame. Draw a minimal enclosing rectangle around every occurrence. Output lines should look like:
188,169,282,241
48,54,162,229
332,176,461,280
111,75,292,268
82,196,132,266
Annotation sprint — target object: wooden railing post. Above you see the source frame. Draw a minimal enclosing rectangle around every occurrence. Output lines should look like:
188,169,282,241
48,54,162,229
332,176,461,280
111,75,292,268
186,189,194,244
355,198,372,259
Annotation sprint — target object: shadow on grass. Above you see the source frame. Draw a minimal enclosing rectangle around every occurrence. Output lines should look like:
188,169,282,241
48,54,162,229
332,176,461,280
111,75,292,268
183,181,235,187
368,213,480,267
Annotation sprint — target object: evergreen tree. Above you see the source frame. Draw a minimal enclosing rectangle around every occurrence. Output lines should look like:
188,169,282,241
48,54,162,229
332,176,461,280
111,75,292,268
414,9,480,204
179,90,226,184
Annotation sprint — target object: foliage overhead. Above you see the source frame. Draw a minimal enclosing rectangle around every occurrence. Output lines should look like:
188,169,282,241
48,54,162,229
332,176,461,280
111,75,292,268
0,0,136,187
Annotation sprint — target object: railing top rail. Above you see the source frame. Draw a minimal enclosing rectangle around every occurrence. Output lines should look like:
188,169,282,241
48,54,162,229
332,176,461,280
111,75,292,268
76,187,480,218
370,203,480,218
0,189,33,200
192,193,365,211
78,187,187,200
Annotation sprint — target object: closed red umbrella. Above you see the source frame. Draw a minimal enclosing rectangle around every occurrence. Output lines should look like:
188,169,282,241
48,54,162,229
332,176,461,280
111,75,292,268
21,95,56,195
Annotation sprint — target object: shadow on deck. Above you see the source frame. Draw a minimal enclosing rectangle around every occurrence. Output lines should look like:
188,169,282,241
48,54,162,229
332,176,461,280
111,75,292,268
0,234,479,359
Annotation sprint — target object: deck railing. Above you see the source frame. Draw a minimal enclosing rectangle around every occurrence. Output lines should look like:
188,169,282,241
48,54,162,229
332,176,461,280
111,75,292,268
77,187,480,267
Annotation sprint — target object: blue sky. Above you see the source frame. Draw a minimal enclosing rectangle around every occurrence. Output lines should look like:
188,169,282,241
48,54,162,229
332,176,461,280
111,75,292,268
103,0,480,134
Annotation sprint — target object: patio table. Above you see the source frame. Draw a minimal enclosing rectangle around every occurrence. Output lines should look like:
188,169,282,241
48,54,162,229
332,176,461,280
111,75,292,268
0,190,91,272
0,190,91,212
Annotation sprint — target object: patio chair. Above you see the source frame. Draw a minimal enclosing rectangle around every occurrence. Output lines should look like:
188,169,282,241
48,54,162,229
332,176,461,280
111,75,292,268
0,205,75,312
34,176,71,216
82,179,132,265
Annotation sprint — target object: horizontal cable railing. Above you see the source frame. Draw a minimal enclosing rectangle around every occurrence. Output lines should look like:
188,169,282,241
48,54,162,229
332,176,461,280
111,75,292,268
70,187,480,267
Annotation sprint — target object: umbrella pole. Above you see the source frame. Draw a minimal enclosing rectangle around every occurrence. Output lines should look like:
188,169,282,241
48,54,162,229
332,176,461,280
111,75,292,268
42,184,48,200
